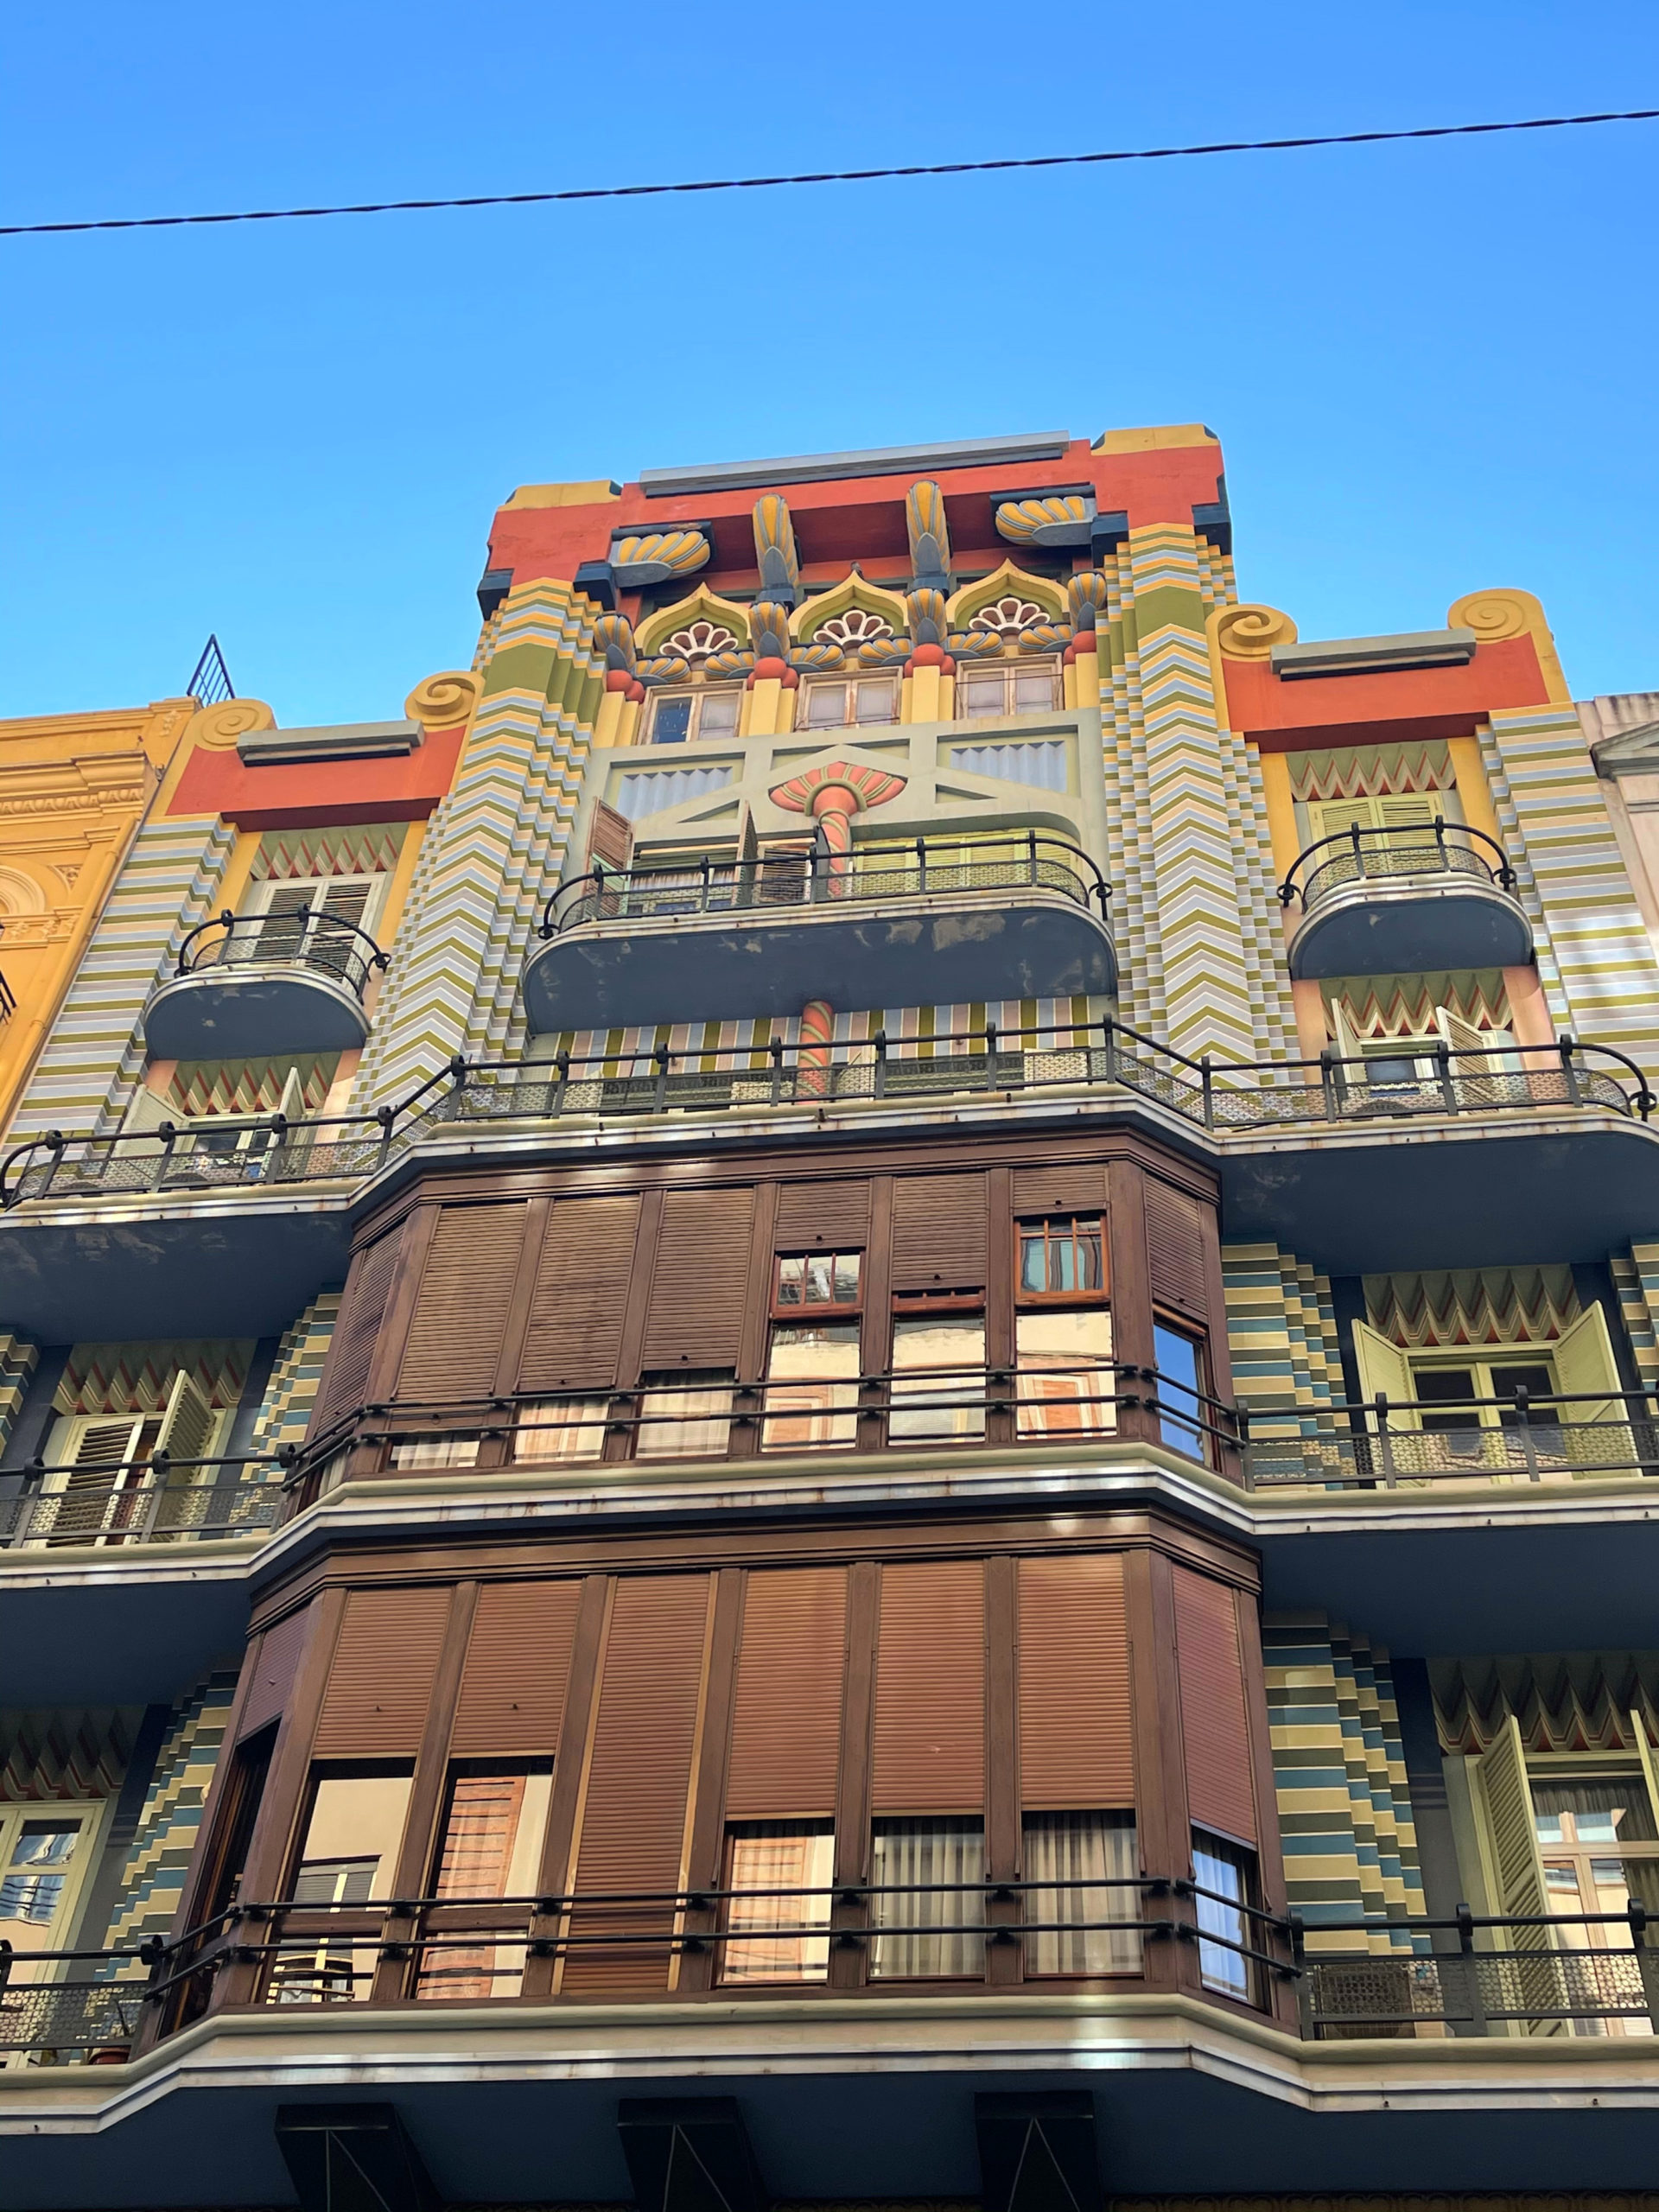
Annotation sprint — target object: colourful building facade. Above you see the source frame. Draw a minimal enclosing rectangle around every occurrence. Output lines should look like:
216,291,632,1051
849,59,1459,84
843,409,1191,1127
3,425,1659,2212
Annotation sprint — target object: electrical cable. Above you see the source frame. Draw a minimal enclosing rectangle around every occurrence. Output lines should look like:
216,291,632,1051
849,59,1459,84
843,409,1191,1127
3,105,1656,238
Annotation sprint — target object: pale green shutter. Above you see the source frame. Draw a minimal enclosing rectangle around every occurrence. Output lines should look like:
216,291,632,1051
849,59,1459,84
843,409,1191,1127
1474,1713,1566,2036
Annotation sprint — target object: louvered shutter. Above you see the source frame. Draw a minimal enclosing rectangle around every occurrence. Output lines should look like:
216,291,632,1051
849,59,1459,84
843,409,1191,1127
1145,1180,1209,1320
396,1203,526,1402
517,1194,642,1391
307,1227,403,1440
563,1574,713,1992
1017,1555,1133,1808
450,1580,582,1757
312,1586,451,1758
1473,1714,1567,2035
872,1560,985,1814
156,1371,217,1469
1172,1567,1256,1846
890,1173,988,1294
726,1568,848,1820
640,1189,755,1368
586,803,633,873
1011,1165,1108,1217
774,1181,872,1250
239,1605,313,1741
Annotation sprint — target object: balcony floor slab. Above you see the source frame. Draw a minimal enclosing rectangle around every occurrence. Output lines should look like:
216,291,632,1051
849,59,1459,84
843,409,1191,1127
143,967,372,1059
1287,879,1533,980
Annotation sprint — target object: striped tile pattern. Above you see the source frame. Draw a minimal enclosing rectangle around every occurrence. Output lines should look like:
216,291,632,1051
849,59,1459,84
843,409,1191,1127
1221,1242,1343,1423
1263,1611,1426,1952
1479,707,1659,1077
0,1332,39,1451
10,815,235,1139
1611,1243,1659,1387
253,1291,343,1452
355,580,605,1103
104,1669,239,1947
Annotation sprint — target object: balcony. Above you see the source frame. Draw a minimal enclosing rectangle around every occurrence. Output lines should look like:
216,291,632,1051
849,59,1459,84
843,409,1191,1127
1240,1387,1659,1491
143,908,389,1059
1278,822,1532,979
0,1452,283,1550
520,831,1116,1033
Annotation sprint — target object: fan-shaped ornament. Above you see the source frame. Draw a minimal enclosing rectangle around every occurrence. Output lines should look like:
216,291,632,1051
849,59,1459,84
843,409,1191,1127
610,531,712,588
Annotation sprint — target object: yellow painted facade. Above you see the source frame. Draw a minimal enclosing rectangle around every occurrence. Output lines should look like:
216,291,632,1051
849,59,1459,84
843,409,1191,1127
0,698,193,1128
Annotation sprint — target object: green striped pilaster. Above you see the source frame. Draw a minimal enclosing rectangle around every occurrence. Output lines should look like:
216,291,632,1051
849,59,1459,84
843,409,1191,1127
1221,1243,1343,1423
102,1669,239,1948
254,1291,344,1452
0,1332,39,1450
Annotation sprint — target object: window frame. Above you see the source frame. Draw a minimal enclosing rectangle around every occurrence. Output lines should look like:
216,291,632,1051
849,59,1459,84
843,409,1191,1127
1014,1214,1109,1308
1407,1347,1560,1432
772,1249,864,1319
1152,1312,1213,1465
798,673,900,733
643,685,743,747
0,1800,110,1959
955,657,1062,721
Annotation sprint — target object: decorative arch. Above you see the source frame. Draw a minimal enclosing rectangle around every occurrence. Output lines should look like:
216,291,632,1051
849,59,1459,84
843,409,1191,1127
791,572,910,645
0,865,48,917
944,560,1068,631
636,586,753,658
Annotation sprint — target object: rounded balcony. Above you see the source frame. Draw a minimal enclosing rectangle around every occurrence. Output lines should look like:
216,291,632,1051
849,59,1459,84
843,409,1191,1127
521,830,1116,1033
1278,822,1532,979
143,908,389,1059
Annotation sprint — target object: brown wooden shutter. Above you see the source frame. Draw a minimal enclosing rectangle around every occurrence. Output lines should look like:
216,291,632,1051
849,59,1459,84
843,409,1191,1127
518,1193,641,1391
238,1605,313,1742
451,1580,582,1757
872,1559,985,1813
312,1587,451,1758
1017,1555,1133,1808
307,1227,402,1440
774,1180,872,1251
1173,1566,1256,1845
1145,1180,1209,1319
890,1173,988,1293
587,801,634,873
726,1568,847,1820
396,1203,526,1402
640,1189,755,1368
1011,1164,1108,1217
563,1574,713,1991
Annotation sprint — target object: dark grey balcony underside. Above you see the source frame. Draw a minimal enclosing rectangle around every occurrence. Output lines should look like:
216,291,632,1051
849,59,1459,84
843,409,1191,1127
1288,879,1533,980
143,967,372,1058
522,894,1118,1033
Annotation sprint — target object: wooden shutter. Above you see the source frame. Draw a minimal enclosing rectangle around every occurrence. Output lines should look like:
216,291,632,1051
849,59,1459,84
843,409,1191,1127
1017,1555,1133,1808
518,1193,642,1392
450,1580,582,1757
563,1574,713,1992
774,1180,872,1250
238,1605,313,1742
587,802,634,873
156,1371,217,1467
397,1204,526,1402
1351,1321,1417,1427
640,1189,755,1368
872,1560,985,1813
308,1227,402,1440
1145,1179,1209,1319
890,1173,988,1293
1475,1714,1549,1923
726,1568,848,1820
1173,1567,1256,1846
1011,1164,1108,1217
312,1586,452,1758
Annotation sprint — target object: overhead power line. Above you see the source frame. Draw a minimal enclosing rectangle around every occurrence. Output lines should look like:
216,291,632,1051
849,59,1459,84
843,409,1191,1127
3,106,1657,239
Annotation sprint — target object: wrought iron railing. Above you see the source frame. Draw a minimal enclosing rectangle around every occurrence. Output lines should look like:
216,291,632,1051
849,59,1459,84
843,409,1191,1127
185,634,234,707
1241,1386,1659,1491
0,1453,285,1549
540,830,1111,938
171,908,389,998
285,1356,1238,1507
1278,821,1519,912
1293,1902,1659,2037
3,1021,1652,1212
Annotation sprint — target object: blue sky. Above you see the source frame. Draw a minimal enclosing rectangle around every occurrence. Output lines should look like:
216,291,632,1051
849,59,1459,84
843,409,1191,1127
3,2,1657,726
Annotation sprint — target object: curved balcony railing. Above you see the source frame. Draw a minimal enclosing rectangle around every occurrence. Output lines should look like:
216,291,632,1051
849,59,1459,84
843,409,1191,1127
175,907,389,999
1277,821,1517,911
539,830,1110,939
3,1024,1654,1211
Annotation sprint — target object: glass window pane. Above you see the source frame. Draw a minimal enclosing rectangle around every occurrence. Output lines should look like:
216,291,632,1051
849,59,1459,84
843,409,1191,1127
958,675,1006,719
1192,1830,1255,2000
276,1772,414,2005
854,679,898,726
871,1819,984,1979
763,1325,860,1450
417,1770,550,2000
696,692,740,738
1020,1231,1047,1294
1532,1776,1659,1845
637,1372,734,1458
389,1436,481,1470
833,1253,861,1303
1153,1322,1206,1459
890,1317,986,1442
806,685,845,728
1414,1367,1481,1438
1013,669,1056,710
513,1399,607,1465
651,696,692,745
804,1255,834,1305
1017,1309,1115,1437
777,1255,804,1305
0,1819,86,1931
1023,1812,1141,1975
722,1823,835,1982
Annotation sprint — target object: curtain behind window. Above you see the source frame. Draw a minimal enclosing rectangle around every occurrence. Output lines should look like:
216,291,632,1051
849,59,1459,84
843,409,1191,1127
871,1818,985,1978
1022,1812,1141,1974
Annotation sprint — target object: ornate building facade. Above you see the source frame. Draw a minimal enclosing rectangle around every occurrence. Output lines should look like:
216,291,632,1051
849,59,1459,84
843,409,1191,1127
3,424,1659,2212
